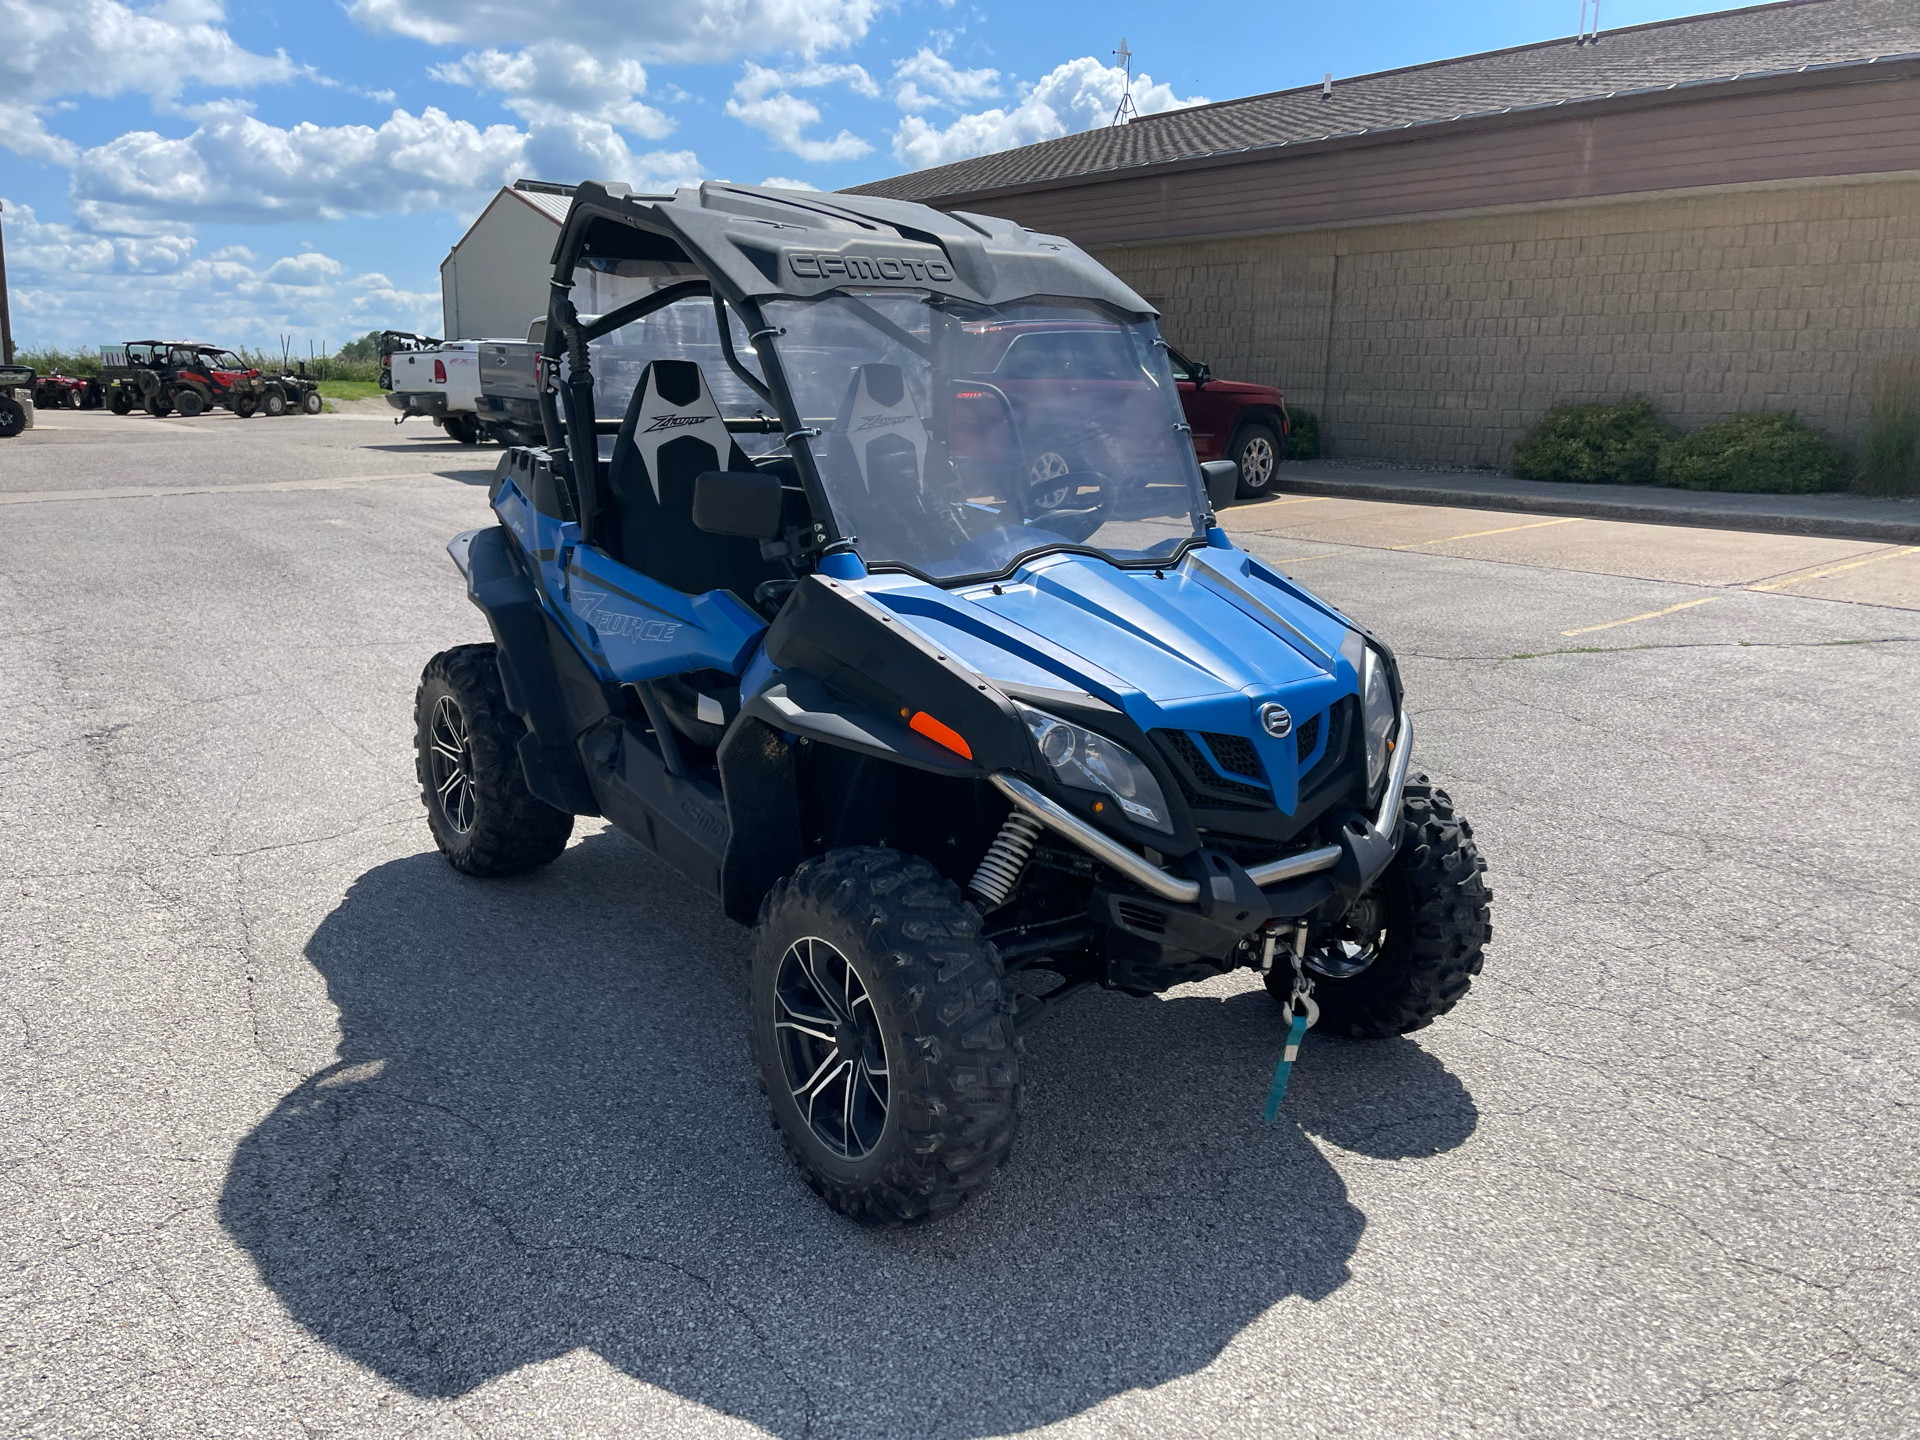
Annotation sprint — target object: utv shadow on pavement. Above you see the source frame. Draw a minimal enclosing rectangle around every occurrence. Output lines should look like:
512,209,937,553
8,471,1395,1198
221,832,1477,1438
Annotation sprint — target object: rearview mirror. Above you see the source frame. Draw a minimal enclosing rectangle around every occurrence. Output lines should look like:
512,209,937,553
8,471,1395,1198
692,469,785,539
1200,460,1238,510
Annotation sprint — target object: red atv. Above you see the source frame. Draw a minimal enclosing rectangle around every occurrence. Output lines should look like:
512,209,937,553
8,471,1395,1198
32,373,102,411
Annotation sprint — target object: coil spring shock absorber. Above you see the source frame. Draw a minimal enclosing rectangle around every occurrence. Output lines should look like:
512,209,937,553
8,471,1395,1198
969,811,1044,908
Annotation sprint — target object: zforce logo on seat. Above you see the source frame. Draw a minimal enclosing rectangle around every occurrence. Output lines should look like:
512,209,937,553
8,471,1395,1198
789,254,955,283
855,414,914,432
642,413,713,433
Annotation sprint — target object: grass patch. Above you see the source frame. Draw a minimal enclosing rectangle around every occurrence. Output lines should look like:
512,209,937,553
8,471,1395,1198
317,380,384,401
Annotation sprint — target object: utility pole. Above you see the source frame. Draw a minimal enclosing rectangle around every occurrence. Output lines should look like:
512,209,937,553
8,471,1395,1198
0,200,14,365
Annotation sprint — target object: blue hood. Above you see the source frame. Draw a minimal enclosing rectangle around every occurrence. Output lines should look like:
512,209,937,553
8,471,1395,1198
857,545,1362,815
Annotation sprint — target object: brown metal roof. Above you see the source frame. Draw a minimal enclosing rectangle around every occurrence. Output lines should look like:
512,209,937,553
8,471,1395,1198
845,0,1920,204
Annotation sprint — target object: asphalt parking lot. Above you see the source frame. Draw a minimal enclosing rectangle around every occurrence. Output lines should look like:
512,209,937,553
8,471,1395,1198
2,410,1914,1439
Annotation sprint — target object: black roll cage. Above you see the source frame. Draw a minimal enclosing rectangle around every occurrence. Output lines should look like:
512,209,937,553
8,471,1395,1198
539,223,844,557
537,192,1212,583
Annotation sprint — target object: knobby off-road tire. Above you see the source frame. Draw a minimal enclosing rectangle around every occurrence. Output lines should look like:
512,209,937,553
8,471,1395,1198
262,387,287,417
751,848,1022,1225
174,388,206,418
110,390,134,415
1272,776,1492,1038
414,643,573,877
0,397,26,439
301,390,324,415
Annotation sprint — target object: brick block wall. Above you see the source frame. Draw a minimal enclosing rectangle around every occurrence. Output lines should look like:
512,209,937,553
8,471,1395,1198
1097,176,1919,467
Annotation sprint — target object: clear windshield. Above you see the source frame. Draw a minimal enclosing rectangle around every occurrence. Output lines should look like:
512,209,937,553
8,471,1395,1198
763,292,1206,581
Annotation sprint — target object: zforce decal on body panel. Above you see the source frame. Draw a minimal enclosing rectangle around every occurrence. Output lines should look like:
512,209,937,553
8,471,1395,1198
571,587,683,643
789,254,955,283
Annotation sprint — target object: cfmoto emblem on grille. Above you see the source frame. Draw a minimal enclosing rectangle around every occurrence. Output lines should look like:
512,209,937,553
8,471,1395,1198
1259,703,1293,738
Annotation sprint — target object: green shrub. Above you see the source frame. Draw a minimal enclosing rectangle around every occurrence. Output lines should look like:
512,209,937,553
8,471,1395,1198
1509,397,1671,485
1284,407,1320,461
1658,411,1850,494
1855,358,1919,498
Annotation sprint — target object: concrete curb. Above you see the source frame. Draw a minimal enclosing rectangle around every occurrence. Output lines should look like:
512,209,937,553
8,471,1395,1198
1264,470,1920,544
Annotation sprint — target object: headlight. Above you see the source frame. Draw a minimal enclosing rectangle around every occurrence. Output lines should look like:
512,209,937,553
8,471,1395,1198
1361,645,1397,790
1014,702,1173,834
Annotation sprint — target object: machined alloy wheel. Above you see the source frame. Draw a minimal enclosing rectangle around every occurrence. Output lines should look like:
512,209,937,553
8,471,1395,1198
413,643,572,876
65,388,83,410
1232,424,1280,497
426,695,476,834
751,848,1022,1224
302,390,323,415
773,936,890,1159
263,388,287,417
1028,450,1072,510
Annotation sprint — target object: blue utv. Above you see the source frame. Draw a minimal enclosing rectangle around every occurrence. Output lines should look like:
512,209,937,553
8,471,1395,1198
416,182,1492,1224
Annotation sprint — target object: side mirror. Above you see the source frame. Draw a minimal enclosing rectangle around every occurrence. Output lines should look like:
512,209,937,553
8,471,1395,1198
1200,460,1238,511
1192,362,1212,388
692,469,786,539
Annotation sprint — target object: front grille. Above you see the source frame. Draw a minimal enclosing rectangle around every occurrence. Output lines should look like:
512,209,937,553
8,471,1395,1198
1153,729,1271,808
1202,732,1264,780
1295,714,1320,764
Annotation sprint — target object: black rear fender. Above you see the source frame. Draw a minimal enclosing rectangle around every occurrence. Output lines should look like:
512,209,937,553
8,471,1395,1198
453,525,604,815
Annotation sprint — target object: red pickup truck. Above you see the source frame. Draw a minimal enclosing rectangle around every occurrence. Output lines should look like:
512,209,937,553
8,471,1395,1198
943,321,1291,503
1163,345,1291,499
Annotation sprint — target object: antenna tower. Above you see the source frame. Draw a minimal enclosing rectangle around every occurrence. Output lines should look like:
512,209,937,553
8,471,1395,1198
1111,38,1139,126
1578,0,1600,44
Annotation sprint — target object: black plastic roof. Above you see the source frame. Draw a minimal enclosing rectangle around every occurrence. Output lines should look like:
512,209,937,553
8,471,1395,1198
552,181,1155,316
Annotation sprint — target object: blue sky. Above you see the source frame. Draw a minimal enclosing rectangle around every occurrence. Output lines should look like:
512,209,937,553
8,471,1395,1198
2,0,1733,350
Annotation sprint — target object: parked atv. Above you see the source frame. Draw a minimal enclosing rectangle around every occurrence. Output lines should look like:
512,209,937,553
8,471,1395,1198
262,369,324,416
32,372,101,411
0,363,32,438
415,182,1492,1224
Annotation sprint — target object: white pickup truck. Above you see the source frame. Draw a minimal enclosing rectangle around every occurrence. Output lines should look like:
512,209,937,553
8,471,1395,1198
386,339,541,445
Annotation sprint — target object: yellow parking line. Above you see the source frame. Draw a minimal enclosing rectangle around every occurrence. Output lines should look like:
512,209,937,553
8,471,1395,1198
1746,546,1918,592
1389,516,1583,550
1276,551,1344,565
1561,596,1718,637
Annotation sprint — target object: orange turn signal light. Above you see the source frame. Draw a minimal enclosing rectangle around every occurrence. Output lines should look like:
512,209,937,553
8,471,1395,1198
909,710,972,760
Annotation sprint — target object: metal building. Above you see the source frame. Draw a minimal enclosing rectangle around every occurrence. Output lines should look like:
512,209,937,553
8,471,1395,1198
439,181,574,341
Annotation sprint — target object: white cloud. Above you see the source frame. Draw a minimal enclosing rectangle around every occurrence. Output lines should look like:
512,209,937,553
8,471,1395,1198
891,48,1000,113
68,108,702,227
0,198,442,346
760,176,821,190
892,56,1207,170
725,62,874,163
0,0,301,164
348,0,883,65
431,42,675,140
